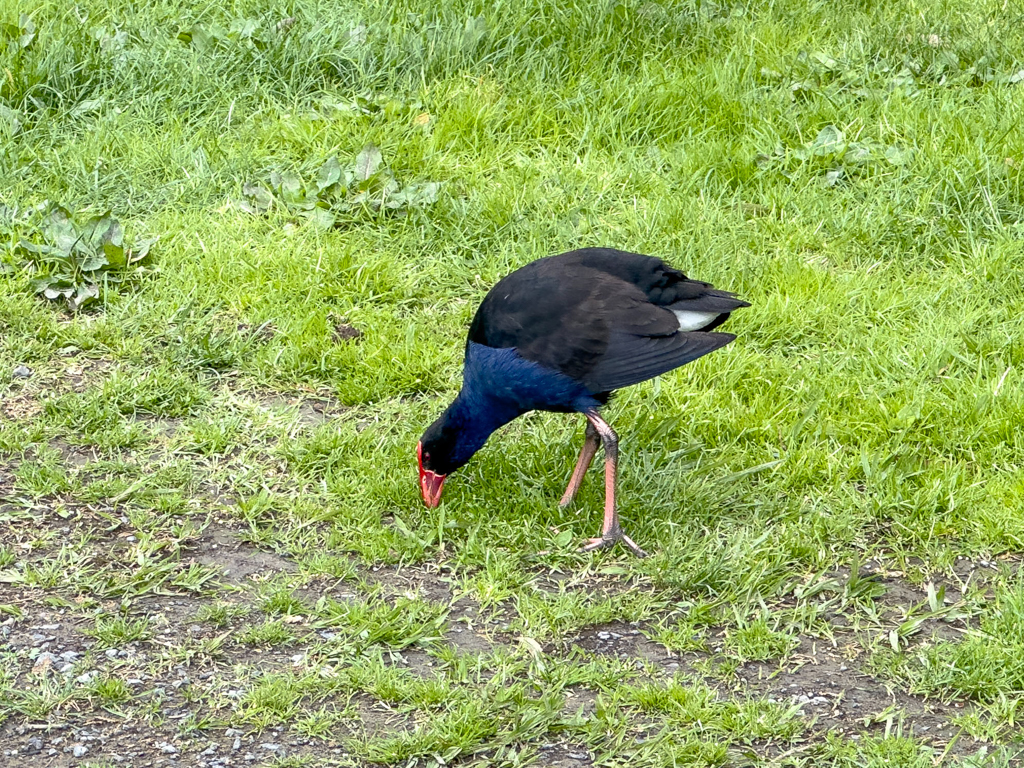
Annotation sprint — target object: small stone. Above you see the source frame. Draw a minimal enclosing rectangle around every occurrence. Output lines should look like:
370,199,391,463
13,365,32,379
26,737,43,753
244,753,256,761
596,632,611,640
31,633,55,644
200,744,218,756
232,738,241,751
73,745,88,757
157,742,178,754
32,652,57,674
105,648,119,658
568,752,590,760
60,651,80,662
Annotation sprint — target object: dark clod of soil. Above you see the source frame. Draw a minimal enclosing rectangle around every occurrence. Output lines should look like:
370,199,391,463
333,323,362,342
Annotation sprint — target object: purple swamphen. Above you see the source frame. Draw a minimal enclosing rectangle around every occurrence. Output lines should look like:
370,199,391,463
417,248,749,556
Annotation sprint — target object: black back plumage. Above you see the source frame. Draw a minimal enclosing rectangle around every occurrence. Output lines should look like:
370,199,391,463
467,248,749,394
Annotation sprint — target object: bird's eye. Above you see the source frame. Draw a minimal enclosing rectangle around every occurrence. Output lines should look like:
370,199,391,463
424,452,430,460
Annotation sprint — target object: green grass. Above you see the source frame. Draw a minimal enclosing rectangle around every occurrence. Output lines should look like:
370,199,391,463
2,0,1024,764
87,614,153,647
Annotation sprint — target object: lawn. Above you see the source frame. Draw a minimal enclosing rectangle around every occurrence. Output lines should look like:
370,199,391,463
2,0,1024,765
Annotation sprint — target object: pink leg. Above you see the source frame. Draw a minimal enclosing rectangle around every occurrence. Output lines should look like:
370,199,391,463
577,411,647,558
559,420,600,507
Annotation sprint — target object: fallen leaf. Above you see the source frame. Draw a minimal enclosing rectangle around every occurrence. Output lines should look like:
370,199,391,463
353,143,383,181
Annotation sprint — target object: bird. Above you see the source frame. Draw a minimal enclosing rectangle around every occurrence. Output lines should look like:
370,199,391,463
417,247,749,557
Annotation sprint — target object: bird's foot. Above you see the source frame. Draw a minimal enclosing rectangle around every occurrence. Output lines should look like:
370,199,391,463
580,529,648,558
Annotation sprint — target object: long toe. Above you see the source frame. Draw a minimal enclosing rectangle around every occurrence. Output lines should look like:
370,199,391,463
620,534,648,558
580,537,615,553
579,533,649,557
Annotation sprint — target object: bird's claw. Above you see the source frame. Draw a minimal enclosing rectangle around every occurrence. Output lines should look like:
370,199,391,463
580,532,648,558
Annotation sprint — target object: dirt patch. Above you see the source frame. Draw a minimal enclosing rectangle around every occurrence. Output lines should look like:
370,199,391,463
362,563,454,605
1,354,113,427
532,741,594,766
1,605,93,668
0,719,350,767
350,694,417,742
1,392,42,420
45,438,101,467
572,621,679,667
446,624,499,654
563,688,599,718
191,523,297,586
391,647,438,678
566,614,981,755
737,637,964,745
50,356,116,394
255,393,345,427
332,323,362,343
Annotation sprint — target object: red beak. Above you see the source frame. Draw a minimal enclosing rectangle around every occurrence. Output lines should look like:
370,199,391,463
417,442,446,508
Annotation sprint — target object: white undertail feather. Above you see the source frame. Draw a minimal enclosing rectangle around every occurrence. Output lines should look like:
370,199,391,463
672,310,720,332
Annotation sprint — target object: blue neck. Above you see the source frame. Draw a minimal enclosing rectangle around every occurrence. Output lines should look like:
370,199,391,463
437,385,521,468
436,343,600,469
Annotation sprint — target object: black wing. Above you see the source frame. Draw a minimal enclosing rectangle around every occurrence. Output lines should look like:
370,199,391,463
555,248,750,311
467,248,747,391
582,331,735,392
